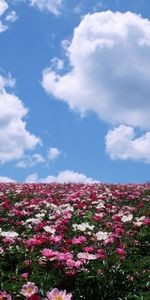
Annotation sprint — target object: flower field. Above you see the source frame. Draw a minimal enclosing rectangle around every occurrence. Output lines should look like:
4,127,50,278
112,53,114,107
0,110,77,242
0,183,150,299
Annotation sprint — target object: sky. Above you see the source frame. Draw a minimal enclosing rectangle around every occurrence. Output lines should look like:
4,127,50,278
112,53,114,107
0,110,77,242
1,0,150,184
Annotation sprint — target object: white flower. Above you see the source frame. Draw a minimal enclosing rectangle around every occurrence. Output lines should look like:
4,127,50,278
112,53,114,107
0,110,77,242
95,231,110,241
35,213,45,218
72,222,94,232
121,214,133,222
96,201,105,209
134,216,145,226
77,252,97,260
43,226,56,234
25,218,41,225
0,231,19,238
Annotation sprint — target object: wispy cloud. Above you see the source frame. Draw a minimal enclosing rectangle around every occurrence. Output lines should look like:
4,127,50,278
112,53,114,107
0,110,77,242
28,0,64,15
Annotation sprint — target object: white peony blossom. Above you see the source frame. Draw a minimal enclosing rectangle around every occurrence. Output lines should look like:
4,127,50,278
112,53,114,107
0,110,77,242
43,226,56,234
72,222,94,232
121,214,133,223
95,231,110,241
0,231,19,238
77,252,97,260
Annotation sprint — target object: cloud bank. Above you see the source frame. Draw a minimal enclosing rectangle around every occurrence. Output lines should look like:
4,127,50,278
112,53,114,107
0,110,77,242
0,176,15,182
25,170,96,183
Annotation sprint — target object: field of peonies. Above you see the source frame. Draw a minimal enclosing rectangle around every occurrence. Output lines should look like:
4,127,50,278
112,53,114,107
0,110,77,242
0,183,150,299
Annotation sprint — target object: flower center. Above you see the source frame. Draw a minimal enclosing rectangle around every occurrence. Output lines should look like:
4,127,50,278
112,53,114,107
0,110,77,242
26,287,33,294
55,295,63,300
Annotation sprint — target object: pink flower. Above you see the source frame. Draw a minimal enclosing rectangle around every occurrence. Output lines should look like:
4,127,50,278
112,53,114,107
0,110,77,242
116,248,126,255
115,227,125,235
0,291,12,299
24,260,32,266
21,273,29,280
20,282,38,298
83,246,94,253
97,269,103,274
144,218,150,225
2,237,15,244
41,249,59,258
57,252,73,261
0,247,4,254
72,236,86,245
66,259,83,268
46,288,72,300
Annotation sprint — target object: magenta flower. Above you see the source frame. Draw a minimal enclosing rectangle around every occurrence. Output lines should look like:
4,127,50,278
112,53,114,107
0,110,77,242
144,218,150,225
46,288,72,300
116,248,126,255
0,291,12,300
20,282,38,298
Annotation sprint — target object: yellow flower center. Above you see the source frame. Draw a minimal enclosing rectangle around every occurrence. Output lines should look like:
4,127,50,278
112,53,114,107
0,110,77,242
55,295,63,300
26,287,33,294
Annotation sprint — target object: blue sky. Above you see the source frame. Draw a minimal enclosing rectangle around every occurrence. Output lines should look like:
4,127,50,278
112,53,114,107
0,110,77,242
1,0,150,183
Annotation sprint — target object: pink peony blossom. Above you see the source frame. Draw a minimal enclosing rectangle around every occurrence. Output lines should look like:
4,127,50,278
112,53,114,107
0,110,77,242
144,218,150,225
72,236,86,244
0,291,12,299
20,282,38,297
116,248,126,255
0,247,4,254
21,273,29,280
41,249,59,258
46,288,72,300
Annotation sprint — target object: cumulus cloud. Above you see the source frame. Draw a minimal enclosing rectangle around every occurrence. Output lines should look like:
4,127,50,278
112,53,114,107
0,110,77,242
42,11,150,129
0,73,41,163
16,154,45,168
48,147,61,161
105,125,150,163
25,170,97,183
29,0,64,15
0,176,15,182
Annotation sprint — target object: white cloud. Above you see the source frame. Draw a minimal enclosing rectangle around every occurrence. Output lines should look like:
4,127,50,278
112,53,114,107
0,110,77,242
0,20,7,32
25,170,97,183
16,153,45,168
105,125,150,163
0,0,8,33
0,73,41,163
0,0,18,32
48,147,61,161
0,176,15,182
0,0,8,16
42,11,150,130
50,57,64,70
29,0,64,15
5,10,18,22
